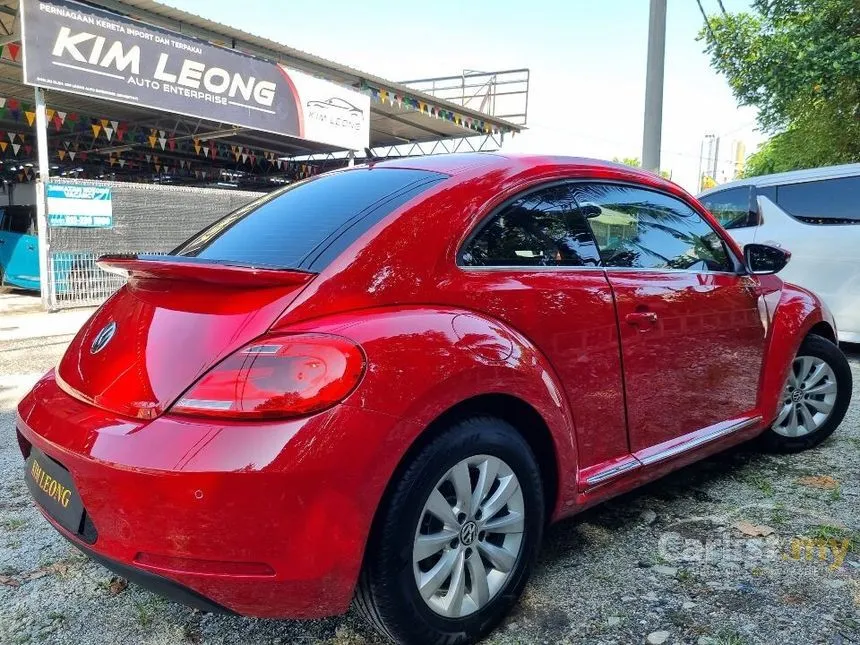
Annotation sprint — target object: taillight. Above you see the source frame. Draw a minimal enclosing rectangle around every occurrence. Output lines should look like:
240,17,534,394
171,334,365,420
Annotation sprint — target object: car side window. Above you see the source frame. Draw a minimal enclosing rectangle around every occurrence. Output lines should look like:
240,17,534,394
460,183,601,267
5,209,34,235
700,186,759,229
573,183,733,272
776,176,860,223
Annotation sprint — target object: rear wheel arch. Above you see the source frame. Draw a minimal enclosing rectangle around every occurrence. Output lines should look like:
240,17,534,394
362,394,560,570
418,394,560,522
355,410,546,643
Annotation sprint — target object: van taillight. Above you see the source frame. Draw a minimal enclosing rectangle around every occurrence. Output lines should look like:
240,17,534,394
171,334,365,420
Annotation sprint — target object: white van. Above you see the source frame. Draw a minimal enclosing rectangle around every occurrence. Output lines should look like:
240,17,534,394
700,164,860,343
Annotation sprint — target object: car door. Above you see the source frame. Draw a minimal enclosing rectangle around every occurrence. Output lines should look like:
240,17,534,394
451,181,630,473
0,206,40,289
573,182,768,454
0,207,11,280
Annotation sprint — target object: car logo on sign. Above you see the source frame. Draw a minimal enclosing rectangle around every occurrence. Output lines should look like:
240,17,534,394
90,321,117,354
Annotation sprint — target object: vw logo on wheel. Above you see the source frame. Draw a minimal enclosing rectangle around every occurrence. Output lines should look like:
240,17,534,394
460,521,477,546
90,321,117,354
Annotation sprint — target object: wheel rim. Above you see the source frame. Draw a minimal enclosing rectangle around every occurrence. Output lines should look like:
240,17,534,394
772,355,837,437
412,454,525,618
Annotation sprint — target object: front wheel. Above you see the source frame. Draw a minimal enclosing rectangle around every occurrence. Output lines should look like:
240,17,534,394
761,334,852,452
355,417,544,644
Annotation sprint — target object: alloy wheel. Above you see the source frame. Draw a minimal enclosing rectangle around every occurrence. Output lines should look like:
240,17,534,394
412,454,525,618
772,355,837,437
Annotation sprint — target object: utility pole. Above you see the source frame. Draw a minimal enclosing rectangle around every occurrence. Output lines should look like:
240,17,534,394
711,136,721,182
34,87,51,311
698,133,715,191
642,0,667,172
697,139,705,192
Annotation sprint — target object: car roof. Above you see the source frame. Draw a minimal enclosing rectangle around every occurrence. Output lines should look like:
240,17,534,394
371,152,680,190
699,162,860,197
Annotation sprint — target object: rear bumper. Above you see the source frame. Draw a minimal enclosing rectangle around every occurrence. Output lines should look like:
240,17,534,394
17,373,408,618
55,521,235,615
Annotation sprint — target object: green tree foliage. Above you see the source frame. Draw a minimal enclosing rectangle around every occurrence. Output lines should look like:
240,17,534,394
611,157,671,180
699,0,860,176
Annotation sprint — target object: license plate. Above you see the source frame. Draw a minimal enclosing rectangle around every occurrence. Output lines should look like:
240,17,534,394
25,448,85,535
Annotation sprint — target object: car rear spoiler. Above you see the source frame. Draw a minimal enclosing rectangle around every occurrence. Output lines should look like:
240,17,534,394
97,255,316,288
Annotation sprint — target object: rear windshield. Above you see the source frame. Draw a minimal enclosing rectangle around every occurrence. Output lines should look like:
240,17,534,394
172,167,446,270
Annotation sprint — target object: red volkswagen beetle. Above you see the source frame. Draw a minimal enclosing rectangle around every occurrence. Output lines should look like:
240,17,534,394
17,154,851,644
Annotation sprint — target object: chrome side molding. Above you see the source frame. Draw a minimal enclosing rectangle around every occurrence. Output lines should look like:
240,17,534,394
585,458,640,486
583,416,763,489
638,416,763,467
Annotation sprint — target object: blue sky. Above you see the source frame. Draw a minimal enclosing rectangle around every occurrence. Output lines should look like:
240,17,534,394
160,0,762,192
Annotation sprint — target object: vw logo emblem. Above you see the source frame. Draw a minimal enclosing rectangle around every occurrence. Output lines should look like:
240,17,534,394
90,321,117,354
460,521,477,546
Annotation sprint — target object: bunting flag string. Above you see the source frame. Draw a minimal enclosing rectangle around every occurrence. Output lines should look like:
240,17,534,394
1,43,20,62
0,92,319,183
364,85,502,135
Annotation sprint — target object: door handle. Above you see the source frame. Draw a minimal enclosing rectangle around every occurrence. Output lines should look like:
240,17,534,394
625,311,658,327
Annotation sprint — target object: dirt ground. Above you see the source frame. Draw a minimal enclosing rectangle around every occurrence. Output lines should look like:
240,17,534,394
1,292,858,645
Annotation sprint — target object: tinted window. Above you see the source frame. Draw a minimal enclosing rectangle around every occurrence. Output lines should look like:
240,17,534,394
757,185,776,204
777,176,860,222
173,168,446,270
575,183,732,272
700,186,757,229
0,206,36,234
460,183,600,267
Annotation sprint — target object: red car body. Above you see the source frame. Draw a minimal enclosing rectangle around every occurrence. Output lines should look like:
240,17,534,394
17,153,836,618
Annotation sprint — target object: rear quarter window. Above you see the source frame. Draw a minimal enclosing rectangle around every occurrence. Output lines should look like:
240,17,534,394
172,168,447,270
776,176,860,224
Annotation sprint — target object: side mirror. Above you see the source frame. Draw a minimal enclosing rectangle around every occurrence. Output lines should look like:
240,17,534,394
744,243,791,275
580,203,602,219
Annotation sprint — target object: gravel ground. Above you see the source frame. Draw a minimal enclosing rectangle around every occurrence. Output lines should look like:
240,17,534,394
0,293,858,645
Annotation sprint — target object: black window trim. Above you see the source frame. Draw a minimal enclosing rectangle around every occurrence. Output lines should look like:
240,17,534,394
458,179,746,275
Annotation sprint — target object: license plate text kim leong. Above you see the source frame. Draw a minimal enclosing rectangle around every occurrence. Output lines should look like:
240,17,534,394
30,459,72,508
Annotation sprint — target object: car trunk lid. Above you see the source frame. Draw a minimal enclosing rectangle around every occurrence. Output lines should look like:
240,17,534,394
56,256,315,420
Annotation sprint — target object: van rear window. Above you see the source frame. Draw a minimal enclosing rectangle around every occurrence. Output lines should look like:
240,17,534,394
172,168,446,270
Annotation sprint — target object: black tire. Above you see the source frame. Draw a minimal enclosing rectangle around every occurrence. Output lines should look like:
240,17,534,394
760,334,852,452
355,417,544,645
